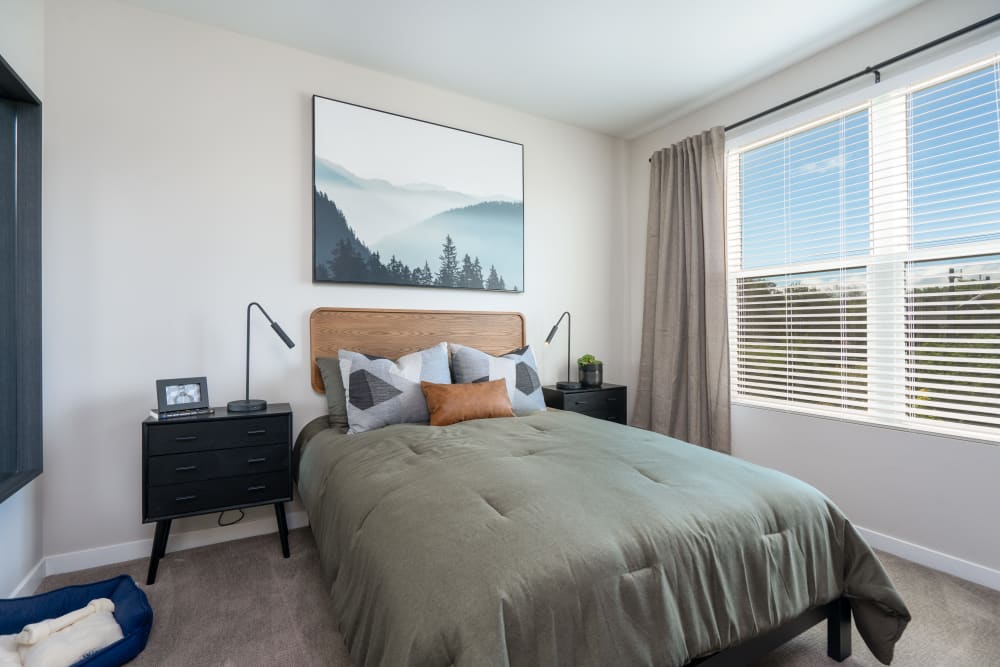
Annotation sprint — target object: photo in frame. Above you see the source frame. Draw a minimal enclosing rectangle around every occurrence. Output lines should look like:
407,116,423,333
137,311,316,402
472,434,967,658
312,95,524,292
155,376,210,413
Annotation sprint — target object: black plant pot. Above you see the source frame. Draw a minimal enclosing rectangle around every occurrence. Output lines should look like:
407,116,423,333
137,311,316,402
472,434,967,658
578,362,603,388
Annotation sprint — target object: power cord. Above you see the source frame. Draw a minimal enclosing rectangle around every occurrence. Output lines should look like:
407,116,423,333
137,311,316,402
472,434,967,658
217,509,245,527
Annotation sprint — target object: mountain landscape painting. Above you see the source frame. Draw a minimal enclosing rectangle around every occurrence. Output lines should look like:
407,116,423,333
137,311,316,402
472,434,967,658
313,96,524,292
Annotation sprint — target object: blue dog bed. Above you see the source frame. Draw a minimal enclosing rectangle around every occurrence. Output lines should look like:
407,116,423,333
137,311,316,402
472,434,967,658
0,575,152,666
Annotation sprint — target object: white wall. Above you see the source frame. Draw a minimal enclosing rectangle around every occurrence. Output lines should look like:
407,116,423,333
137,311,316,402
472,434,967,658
0,483,43,597
0,0,43,96
1,0,44,598
41,0,626,563
625,0,1000,576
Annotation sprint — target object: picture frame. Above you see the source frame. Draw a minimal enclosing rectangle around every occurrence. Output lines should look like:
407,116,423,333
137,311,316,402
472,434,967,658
312,95,525,292
155,377,210,413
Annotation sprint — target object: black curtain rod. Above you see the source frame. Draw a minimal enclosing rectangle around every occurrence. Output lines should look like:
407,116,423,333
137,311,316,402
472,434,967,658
649,12,1000,161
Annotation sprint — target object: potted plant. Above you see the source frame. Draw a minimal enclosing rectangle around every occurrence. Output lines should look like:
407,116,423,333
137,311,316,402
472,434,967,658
577,354,603,388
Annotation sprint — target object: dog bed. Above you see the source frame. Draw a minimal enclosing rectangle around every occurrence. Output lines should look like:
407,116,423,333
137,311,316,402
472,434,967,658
0,575,152,667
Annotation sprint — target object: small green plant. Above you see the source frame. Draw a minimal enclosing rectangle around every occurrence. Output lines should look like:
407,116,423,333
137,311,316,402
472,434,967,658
577,354,601,366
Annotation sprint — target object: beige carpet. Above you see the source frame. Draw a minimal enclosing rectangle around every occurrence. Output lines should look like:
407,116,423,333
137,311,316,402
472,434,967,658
38,528,1000,666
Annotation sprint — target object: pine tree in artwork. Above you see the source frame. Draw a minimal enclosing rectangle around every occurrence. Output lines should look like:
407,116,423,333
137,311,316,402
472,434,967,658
436,235,460,287
329,238,370,281
387,255,403,281
418,261,434,286
471,257,484,290
486,265,501,290
460,254,475,288
367,251,388,282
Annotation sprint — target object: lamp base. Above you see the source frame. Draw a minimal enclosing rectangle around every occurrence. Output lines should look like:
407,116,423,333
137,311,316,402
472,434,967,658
555,381,583,390
227,398,267,413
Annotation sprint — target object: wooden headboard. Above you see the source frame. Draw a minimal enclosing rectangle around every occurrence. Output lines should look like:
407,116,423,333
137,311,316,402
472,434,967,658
310,307,526,393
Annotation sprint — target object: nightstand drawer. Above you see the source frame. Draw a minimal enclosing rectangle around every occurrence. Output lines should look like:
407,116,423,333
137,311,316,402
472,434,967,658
579,407,625,423
146,471,291,519
147,443,290,486
543,384,627,424
147,416,287,455
564,389,624,412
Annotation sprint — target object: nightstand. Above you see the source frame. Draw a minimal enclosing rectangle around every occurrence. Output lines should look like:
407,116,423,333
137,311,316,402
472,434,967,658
543,384,627,423
141,403,293,584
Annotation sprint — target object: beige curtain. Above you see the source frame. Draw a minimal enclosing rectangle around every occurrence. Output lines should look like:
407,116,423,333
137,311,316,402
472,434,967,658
632,127,731,453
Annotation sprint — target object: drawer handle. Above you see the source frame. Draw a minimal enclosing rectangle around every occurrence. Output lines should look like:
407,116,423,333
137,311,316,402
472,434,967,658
175,465,198,472
606,397,618,402
175,435,198,442
175,495,197,502
247,429,267,436
247,457,267,464
247,485,267,492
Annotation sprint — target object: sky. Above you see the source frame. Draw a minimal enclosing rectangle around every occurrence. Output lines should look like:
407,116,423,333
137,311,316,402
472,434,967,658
314,96,523,201
739,63,1000,273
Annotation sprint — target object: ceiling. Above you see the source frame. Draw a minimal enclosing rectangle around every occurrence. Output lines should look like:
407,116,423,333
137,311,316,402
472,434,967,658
122,0,926,138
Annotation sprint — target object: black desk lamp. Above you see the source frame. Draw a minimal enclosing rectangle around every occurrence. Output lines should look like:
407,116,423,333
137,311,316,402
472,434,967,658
544,311,581,390
227,302,295,413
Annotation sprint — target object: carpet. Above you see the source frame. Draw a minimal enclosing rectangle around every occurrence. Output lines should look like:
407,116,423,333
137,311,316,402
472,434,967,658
37,528,1000,666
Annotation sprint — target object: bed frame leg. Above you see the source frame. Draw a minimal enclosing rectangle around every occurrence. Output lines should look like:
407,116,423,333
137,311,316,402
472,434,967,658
826,597,852,661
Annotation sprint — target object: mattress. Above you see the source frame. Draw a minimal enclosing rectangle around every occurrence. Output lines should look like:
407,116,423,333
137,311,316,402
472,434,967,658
296,409,909,666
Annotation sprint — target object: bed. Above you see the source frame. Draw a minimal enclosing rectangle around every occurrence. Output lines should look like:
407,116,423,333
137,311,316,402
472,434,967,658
297,307,910,666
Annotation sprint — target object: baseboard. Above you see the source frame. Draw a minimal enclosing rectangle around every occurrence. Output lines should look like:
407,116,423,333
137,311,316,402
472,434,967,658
26,516,999,594
857,525,1000,592
8,558,46,598
45,510,309,577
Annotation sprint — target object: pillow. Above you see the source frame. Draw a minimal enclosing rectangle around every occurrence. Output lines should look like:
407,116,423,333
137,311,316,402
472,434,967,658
315,357,349,432
421,380,515,426
338,342,451,434
449,343,546,415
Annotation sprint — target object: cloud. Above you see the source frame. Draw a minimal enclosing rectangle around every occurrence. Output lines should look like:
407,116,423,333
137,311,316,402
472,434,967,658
799,155,845,175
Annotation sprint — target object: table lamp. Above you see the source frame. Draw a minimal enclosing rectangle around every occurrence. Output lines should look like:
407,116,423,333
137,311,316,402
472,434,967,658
227,302,295,412
544,311,581,390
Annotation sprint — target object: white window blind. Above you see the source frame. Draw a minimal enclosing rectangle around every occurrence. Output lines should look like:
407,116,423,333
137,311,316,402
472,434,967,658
727,56,1000,443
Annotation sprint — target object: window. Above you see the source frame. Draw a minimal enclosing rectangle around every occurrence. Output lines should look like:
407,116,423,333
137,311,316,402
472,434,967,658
727,56,1000,443
0,60,42,504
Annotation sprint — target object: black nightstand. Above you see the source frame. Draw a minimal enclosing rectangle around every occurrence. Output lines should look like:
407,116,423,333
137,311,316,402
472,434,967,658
141,403,293,584
543,384,627,423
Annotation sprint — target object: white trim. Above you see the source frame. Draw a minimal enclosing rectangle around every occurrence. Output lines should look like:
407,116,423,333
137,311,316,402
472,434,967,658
45,510,309,576
11,514,997,600
856,525,1000,592
8,558,46,598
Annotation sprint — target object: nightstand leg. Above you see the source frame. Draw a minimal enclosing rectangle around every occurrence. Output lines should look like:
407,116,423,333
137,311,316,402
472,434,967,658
146,519,172,585
274,502,290,558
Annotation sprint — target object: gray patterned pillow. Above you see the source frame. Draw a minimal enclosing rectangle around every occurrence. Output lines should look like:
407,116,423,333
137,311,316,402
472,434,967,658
315,357,349,432
449,343,545,415
338,342,451,434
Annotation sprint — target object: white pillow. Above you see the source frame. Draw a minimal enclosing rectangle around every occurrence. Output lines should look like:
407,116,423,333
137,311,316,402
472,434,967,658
449,343,545,415
339,342,451,433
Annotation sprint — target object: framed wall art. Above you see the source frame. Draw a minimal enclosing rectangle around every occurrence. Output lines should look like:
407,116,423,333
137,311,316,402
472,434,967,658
312,96,524,292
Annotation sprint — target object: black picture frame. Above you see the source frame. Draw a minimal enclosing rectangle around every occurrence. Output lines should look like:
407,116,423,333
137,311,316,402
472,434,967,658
155,377,210,413
312,95,525,292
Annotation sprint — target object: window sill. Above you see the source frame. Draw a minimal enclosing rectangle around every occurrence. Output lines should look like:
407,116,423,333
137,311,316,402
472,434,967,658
731,400,1000,449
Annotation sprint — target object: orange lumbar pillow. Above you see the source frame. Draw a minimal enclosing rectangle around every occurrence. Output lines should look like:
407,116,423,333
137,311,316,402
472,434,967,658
421,379,515,426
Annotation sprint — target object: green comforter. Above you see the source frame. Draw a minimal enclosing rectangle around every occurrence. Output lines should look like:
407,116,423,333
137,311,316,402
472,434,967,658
296,410,909,666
